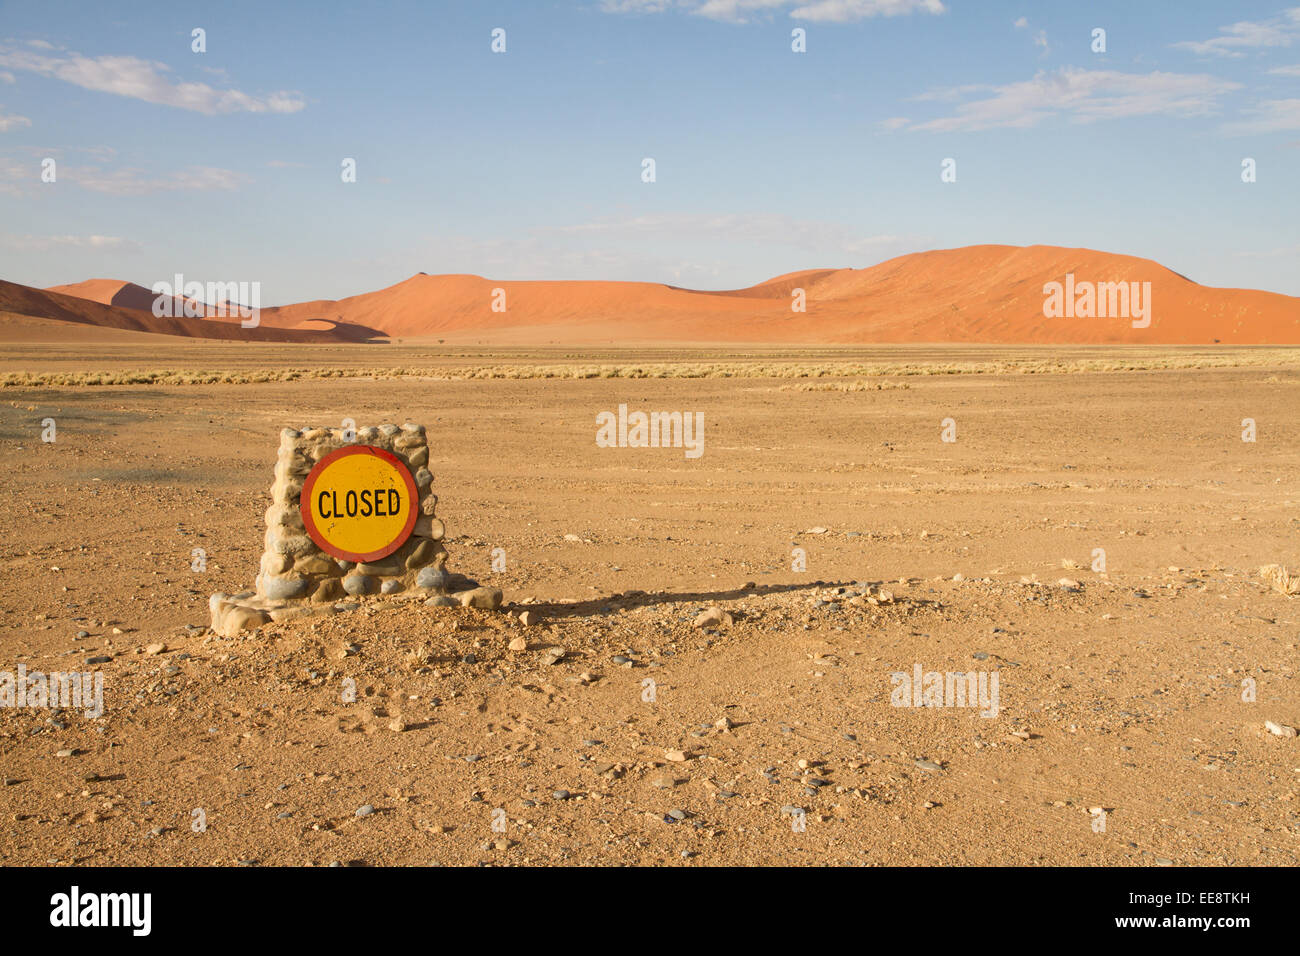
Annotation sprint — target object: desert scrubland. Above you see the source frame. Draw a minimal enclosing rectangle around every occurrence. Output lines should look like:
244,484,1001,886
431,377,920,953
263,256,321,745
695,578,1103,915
1,341,1298,865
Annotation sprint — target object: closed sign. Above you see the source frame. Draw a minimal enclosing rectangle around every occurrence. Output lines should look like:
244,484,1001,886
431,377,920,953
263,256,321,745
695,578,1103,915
300,445,418,562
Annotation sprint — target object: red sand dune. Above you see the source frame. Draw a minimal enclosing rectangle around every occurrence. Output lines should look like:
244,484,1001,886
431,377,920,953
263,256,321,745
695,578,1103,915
1,280,385,343
34,245,1300,344
48,278,273,325
48,278,178,314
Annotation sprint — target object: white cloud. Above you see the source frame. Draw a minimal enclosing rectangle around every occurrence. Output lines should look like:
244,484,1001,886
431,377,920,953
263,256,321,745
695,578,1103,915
415,226,904,287
1173,7,1300,57
0,233,141,252
902,68,1241,132
0,46,305,114
0,71,14,83
788,0,943,22
1010,16,1047,53
544,213,910,256
70,164,248,195
0,108,30,132
598,0,682,12
412,231,735,285
0,158,26,195
600,0,943,23
25,144,118,160
693,0,786,23
1268,63,1300,75
1234,242,1300,258
1222,97,1300,133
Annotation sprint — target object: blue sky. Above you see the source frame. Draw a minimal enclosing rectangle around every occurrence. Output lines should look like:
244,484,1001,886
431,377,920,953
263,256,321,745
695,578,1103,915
1,0,1298,303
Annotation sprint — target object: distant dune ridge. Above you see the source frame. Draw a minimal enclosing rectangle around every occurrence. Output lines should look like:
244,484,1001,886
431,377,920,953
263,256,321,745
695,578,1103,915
0,280,385,343
16,244,1300,344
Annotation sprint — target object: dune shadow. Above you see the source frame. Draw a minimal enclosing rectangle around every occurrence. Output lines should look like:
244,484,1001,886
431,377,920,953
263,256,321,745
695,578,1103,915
295,316,390,344
109,284,164,312
106,283,389,343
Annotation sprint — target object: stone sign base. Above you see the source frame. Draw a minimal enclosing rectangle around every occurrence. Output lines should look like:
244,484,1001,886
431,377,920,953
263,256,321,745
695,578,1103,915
207,423,502,637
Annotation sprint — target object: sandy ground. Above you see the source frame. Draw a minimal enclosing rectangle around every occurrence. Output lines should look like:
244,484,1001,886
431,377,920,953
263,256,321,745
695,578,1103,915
1,345,1298,866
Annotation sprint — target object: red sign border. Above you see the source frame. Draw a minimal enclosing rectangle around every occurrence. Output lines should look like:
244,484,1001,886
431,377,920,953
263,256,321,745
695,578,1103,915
299,444,419,563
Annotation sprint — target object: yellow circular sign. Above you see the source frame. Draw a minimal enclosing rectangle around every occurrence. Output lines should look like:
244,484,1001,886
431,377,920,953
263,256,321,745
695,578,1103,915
300,445,418,562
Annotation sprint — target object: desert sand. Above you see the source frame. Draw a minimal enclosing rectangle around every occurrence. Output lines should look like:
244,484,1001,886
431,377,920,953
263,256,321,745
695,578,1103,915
1,335,1298,866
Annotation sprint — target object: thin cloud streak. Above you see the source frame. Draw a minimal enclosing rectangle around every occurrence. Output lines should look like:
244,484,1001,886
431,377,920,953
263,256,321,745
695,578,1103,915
0,45,305,114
